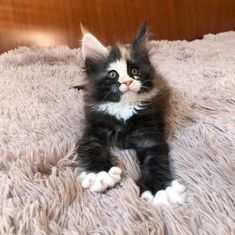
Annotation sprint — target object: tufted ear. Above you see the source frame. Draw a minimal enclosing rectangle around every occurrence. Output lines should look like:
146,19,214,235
131,22,148,49
81,25,108,60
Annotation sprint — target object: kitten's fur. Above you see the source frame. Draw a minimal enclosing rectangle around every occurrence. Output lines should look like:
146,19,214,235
77,23,173,195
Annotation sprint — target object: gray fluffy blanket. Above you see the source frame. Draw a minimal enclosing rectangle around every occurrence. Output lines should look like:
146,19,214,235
0,32,235,235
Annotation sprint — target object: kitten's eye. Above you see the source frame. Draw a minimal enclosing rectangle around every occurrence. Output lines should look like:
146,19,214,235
131,67,139,76
108,70,119,79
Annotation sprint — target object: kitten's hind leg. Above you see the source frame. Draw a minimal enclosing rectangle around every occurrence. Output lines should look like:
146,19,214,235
135,141,172,193
135,141,186,205
77,134,122,193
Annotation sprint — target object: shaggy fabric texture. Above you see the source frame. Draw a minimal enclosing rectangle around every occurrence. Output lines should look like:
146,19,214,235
0,31,235,235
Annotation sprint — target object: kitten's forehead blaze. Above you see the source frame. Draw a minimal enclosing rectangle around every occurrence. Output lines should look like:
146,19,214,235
119,46,130,60
108,46,130,80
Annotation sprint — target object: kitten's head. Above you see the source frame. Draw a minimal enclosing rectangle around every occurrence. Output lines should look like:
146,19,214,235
81,23,156,104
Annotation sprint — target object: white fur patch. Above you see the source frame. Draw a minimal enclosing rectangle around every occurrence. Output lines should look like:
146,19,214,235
95,96,140,121
141,180,186,206
79,167,122,193
94,89,158,121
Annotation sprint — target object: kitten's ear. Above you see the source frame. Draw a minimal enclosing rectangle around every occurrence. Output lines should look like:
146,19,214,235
131,22,148,49
81,24,108,60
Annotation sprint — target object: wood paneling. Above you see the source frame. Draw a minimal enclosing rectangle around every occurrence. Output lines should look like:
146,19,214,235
0,0,235,53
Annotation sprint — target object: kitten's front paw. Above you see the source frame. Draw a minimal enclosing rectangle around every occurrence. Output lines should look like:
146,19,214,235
79,167,122,193
141,180,186,206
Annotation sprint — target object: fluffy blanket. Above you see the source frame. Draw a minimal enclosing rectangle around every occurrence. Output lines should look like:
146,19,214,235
0,32,235,235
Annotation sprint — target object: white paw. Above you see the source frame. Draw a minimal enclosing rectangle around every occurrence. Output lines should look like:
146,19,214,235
153,190,170,205
141,180,186,206
165,180,186,204
141,190,154,202
79,167,122,193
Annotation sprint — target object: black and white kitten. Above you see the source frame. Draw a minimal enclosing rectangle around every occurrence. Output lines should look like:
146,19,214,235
77,23,186,205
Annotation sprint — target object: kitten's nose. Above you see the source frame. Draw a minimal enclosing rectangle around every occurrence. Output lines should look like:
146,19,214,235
123,80,133,87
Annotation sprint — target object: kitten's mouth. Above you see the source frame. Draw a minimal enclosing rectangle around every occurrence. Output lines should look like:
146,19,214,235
119,84,138,94
121,88,137,94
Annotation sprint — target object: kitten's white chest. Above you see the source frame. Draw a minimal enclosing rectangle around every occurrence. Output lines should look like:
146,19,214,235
96,101,138,121
93,91,157,121
119,106,135,120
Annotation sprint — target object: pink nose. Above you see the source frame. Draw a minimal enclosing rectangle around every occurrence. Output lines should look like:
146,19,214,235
123,80,133,87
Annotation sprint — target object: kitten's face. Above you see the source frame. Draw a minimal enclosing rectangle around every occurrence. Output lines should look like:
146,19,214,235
81,23,156,104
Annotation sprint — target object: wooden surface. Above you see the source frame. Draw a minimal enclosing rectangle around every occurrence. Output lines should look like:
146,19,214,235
0,0,235,53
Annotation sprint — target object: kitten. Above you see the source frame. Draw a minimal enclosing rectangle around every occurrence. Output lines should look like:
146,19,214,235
77,23,186,205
